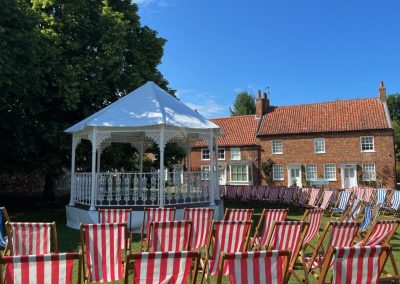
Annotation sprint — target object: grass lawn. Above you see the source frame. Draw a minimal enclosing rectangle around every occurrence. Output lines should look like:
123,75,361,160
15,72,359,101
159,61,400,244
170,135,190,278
2,201,399,283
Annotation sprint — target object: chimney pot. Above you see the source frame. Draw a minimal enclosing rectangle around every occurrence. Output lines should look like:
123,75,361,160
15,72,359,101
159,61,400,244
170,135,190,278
258,90,261,98
263,92,267,99
379,81,386,102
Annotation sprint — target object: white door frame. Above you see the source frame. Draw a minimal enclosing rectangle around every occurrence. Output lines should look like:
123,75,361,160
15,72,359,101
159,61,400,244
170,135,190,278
218,164,227,185
287,164,302,188
340,164,358,189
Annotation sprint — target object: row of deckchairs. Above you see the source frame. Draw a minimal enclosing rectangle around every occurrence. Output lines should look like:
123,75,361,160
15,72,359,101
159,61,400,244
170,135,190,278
1,206,399,283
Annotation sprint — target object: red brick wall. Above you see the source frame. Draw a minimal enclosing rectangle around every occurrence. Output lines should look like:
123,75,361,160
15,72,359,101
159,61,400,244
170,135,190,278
257,130,396,188
190,146,260,185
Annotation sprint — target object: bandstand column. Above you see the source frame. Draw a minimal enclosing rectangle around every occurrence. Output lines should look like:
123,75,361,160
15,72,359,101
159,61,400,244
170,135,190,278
208,129,215,206
89,128,97,211
96,147,101,173
159,126,165,208
69,135,78,206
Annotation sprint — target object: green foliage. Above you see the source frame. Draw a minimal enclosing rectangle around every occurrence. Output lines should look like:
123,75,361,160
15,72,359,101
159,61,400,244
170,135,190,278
0,0,171,199
229,91,256,116
387,93,400,121
151,143,187,170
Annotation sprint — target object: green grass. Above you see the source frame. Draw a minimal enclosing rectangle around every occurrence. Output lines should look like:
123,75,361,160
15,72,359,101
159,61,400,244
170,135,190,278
2,202,399,283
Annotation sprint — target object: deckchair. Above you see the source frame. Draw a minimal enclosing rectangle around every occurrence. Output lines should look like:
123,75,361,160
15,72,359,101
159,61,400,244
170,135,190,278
318,245,391,284
0,252,81,284
0,207,10,249
201,220,252,282
306,188,322,208
141,207,175,251
254,186,267,201
268,187,280,203
183,208,214,249
375,188,387,207
126,251,199,284
282,187,296,205
99,208,132,249
330,191,352,217
295,188,310,207
341,198,363,221
147,221,192,252
363,187,374,202
277,186,287,201
304,221,360,280
217,250,291,284
382,190,400,218
224,208,253,221
81,223,128,283
250,208,288,249
5,222,58,256
263,221,309,282
319,191,333,210
358,203,374,232
226,186,237,200
239,186,252,201
301,209,324,250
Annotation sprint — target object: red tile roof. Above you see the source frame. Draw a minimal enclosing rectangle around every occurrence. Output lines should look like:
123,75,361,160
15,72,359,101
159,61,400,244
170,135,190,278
193,115,259,147
258,98,390,136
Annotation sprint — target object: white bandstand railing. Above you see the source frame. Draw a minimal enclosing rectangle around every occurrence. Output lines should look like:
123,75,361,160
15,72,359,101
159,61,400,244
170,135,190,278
71,171,212,207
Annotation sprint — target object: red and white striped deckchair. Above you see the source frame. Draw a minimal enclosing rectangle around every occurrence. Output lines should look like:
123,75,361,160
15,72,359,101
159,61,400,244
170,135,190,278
264,221,309,282
217,250,291,284
5,222,58,256
80,223,127,283
226,186,237,200
363,187,374,202
305,221,360,278
251,208,288,248
268,187,280,203
318,245,390,284
201,221,252,279
302,209,324,247
183,208,214,249
307,188,322,208
98,208,132,226
127,251,199,284
319,190,333,210
148,221,192,252
0,252,81,284
295,188,310,206
353,186,365,200
141,207,175,250
282,187,296,204
224,208,254,221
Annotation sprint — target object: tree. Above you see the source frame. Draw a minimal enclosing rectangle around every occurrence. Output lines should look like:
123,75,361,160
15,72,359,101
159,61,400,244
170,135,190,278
0,0,172,200
387,93,400,121
229,91,256,116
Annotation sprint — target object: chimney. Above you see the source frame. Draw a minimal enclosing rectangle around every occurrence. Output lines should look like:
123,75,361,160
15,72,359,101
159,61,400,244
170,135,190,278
256,90,265,118
379,81,386,102
263,92,270,110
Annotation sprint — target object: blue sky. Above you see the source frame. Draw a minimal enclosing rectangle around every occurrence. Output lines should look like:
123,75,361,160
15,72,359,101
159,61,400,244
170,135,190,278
135,0,400,118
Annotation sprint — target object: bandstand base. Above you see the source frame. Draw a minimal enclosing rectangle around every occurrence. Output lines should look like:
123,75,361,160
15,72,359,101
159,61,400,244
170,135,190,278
66,200,224,232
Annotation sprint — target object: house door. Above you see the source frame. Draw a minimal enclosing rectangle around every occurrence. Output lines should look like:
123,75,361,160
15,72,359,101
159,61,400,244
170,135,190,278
342,166,357,188
219,166,226,185
288,165,302,187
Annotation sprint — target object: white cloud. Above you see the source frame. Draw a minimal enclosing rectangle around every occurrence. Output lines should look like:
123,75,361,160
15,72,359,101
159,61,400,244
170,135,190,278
176,89,227,118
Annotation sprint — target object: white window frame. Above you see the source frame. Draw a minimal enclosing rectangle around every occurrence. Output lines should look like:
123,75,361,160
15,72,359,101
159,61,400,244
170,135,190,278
230,164,250,183
217,148,225,160
201,165,210,180
362,164,376,181
230,147,241,160
314,138,326,154
324,164,336,181
306,164,317,180
273,164,284,181
272,140,283,154
360,136,375,152
201,149,210,160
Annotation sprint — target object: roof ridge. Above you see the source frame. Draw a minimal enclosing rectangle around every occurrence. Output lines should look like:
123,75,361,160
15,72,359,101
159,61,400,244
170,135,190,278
268,97,379,109
210,114,256,120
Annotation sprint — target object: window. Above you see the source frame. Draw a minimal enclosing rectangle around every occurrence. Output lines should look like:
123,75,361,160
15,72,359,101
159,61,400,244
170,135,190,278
230,147,241,160
272,140,283,154
218,148,225,160
314,138,325,153
306,164,317,180
360,136,374,152
363,164,376,181
230,165,250,182
201,165,210,180
324,164,336,181
201,149,210,160
273,164,284,180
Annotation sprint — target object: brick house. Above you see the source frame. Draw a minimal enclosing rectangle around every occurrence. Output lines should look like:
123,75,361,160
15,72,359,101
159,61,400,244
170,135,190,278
190,82,396,188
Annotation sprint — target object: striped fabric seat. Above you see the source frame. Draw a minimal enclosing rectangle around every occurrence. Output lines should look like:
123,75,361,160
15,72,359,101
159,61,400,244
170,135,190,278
254,186,266,201
183,208,214,249
375,188,387,206
282,187,296,204
307,188,321,207
277,187,286,200
346,198,362,221
363,187,374,202
319,246,390,284
226,186,237,200
361,220,400,246
268,187,280,202
128,251,199,284
218,250,290,284
251,209,288,248
203,221,252,277
0,207,10,248
99,208,131,225
240,186,252,201
359,204,373,231
148,221,192,252
1,253,80,284
383,190,400,217
6,222,57,255
331,191,351,214
296,188,310,206
303,209,324,244
141,207,175,250
81,223,127,283
224,208,254,221
319,191,333,210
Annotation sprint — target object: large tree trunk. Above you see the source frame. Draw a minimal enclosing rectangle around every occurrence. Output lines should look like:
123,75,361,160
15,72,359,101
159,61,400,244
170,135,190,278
43,172,55,201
